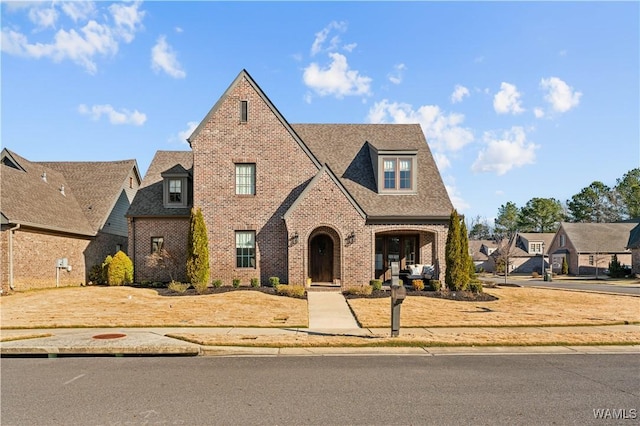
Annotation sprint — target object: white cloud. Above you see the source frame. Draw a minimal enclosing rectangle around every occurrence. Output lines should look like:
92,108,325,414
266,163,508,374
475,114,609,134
310,21,347,56
433,152,451,171
388,63,406,85
28,6,58,30
179,121,198,143
0,1,145,74
472,126,538,175
493,82,524,114
78,104,146,126
444,177,470,212
60,1,96,23
175,26,184,33
151,36,186,79
540,77,582,113
367,100,474,153
533,107,545,118
342,42,357,53
303,52,371,98
451,84,470,104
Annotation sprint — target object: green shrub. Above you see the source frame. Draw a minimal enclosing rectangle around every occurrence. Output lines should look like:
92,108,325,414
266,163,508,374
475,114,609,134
608,255,626,278
468,282,483,293
429,280,441,292
193,281,209,295
343,285,372,296
562,257,569,275
186,208,210,287
211,279,222,288
275,284,306,298
88,264,104,285
269,276,280,288
168,280,189,294
232,278,241,288
107,251,133,286
532,271,540,279
250,278,260,288
369,279,382,291
411,279,425,291
102,255,113,283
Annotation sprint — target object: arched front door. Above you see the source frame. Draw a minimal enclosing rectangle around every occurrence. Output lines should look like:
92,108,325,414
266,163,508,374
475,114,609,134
309,234,334,283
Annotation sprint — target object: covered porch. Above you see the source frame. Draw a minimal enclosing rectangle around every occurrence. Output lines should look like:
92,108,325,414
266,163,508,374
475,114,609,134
374,230,440,283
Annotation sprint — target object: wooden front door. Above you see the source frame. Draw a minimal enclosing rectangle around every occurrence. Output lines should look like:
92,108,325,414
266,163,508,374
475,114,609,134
310,234,333,282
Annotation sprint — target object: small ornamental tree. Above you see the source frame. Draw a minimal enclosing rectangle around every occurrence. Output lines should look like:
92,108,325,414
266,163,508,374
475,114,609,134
186,207,210,287
445,209,467,291
107,251,133,286
608,254,625,278
561,256,569,275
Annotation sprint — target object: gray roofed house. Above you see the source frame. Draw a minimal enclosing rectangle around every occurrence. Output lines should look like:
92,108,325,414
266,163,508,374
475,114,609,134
627,222,640,274
127,69,454,287
1,148,140,292
548,222,637,276
490,232,555,274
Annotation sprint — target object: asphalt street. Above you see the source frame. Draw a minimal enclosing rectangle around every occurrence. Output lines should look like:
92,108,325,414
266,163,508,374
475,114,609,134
489,277,640,295
2,354,638,425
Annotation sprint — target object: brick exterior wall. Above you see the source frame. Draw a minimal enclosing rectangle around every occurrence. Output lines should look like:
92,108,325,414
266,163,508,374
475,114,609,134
129,217,189,283
1,226,91,291
189,76,318,286
632,249,640,275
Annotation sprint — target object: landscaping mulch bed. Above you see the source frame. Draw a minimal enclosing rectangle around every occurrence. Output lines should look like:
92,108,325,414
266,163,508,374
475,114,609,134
130,285,309,299
344,289,498,302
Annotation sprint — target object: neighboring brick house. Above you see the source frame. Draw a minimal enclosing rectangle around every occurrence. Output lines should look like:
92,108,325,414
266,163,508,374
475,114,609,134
0,149,140,292
489,232,555,274
127,70,453,287
627,222,640,275
547,222,636,276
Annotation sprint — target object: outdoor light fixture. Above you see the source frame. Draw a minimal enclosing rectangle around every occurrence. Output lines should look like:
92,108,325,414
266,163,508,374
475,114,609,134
289,232,299,246
346,231,356,246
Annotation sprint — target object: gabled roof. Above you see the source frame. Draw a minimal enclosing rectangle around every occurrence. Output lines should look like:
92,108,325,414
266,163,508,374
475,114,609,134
492,232,555,258
283,164,366,221
291,124,453,219
468,239,497,262
560,222,638,253
627,222,640,249
1,149,95,236
188,69,321,169
38,159,139,232
127,151,194,217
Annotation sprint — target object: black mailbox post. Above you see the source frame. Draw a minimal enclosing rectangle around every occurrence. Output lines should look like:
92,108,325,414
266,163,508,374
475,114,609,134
390,261,406,337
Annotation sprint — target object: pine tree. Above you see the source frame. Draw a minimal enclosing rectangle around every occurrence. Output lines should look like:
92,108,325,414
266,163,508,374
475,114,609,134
459,218,476,289
445,210,466,291
186,207,210,286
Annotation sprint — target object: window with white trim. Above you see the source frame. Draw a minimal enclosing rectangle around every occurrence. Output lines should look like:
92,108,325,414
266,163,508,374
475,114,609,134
236,231,256,268
235,163,255,195
169,179,182,203
151,237,164,254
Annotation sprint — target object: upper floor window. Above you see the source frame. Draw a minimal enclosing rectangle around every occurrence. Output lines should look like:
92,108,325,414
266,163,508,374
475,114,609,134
382,157,414,191
559,235,566,247
169,179,182,203
529,242,543,254
240,100,248,123
235,163,255,195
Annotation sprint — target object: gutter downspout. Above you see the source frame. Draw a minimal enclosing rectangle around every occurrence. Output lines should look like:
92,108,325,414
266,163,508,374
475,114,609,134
8,223,20,290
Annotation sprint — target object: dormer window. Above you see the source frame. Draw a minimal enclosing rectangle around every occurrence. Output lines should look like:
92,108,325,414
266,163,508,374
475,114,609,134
161,165,190,208
376,151,417,193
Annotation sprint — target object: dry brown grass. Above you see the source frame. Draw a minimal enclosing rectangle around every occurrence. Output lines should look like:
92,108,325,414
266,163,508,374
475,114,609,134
348,287,640,328
0,286,308,328
171,328,640,348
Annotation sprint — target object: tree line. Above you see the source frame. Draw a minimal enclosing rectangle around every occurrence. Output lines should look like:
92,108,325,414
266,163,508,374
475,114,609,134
469,168,640,239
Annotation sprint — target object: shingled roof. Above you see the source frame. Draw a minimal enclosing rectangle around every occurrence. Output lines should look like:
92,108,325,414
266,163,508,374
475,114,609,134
126,151,193,217
1,149,95,236
291,123,453,218
38,159,138,231
560,222,638,253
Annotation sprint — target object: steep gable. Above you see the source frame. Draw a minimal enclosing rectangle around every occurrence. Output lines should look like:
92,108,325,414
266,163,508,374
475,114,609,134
561,222,638,253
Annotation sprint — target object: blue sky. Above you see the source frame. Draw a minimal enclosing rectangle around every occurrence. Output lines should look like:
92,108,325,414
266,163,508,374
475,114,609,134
2,1,639,223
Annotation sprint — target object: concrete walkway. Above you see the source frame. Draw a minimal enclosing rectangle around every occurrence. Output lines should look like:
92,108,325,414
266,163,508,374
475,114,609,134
307,291,360,329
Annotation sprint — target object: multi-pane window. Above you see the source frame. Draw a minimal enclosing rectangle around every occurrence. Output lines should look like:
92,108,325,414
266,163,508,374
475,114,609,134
236,231,255,268
240,100,248,122
399,159,412,189
235,163,255,195
383,160,396,189
151,237,164,254
169,179,182,203
383,157,413,191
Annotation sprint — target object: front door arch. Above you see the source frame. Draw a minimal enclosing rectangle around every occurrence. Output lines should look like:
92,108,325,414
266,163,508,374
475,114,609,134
309,234,334,283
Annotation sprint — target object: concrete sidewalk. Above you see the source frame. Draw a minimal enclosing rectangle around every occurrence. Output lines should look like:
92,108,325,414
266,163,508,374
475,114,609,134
1,324,639,357
307,291,360,329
